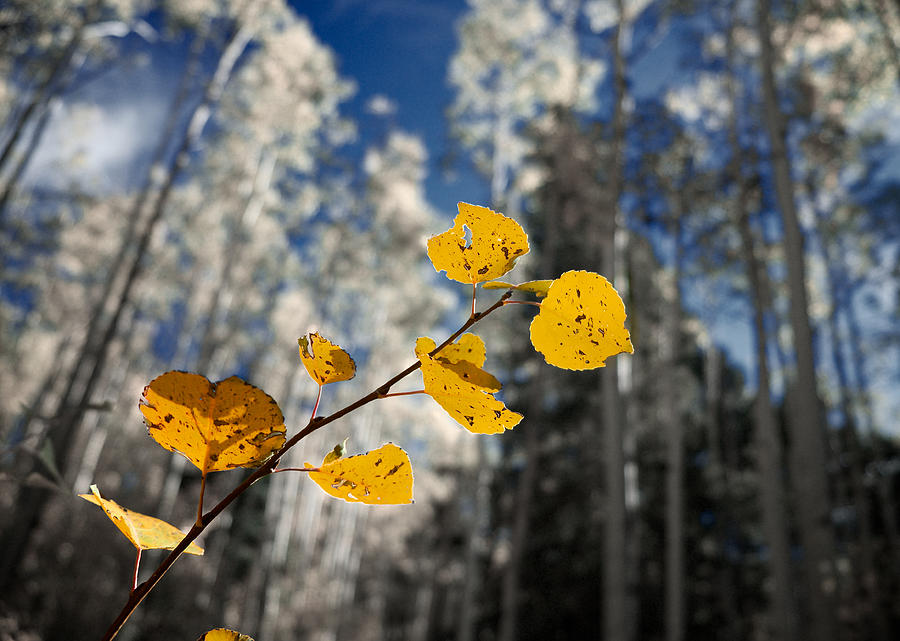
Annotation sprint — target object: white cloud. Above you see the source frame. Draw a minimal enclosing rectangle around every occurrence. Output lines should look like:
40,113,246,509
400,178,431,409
23,83,169,195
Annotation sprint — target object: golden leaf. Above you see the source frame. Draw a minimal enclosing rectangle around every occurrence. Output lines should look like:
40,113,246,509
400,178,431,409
140,371,286,474
482,279,553,298
306,443,413,505
196,629,254,641
529,270,634,370
79,485,203,555
299,332,357,385
427,202,529,284
416,335,522,434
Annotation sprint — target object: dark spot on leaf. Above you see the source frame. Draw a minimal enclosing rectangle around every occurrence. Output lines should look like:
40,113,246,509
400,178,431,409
386,462,404,477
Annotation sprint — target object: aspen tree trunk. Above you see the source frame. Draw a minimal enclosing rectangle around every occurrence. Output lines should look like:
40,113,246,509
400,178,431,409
756,2,836,638
497,122,564,641
810,197,888,641
662,193,684,641
841,277,900,556
736,201,799,641
726,9,798,638
602,1,629,638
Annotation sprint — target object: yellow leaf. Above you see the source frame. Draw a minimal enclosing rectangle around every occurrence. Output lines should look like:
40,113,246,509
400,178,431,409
482,280,553,298
298,332,357,385
416,335,522,434
427,202,529,284
79,485,203,555
529,270,634,370
196,629,254,641
140,372,286,474
306,443,413,505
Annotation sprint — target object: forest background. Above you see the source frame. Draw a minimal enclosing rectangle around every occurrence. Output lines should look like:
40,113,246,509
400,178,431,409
0,0,898,640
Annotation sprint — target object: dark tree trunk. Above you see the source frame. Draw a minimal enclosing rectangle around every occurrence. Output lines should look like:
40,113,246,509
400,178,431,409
756,2,837,638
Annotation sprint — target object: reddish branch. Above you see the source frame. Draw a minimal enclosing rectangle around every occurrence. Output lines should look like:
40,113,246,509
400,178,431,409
99,290,512,641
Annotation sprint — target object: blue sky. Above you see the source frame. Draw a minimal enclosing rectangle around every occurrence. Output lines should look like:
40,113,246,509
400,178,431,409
300,0,490,216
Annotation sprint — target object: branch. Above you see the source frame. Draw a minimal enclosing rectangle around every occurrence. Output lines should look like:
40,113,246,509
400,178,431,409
99,291,512,641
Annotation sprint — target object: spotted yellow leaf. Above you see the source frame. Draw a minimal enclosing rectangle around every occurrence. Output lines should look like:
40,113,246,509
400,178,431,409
140,371,286,474
299,332,356,385
482,279,553,298
79,485,203,554
196,629,254,641
306,443,413,505
530,270,634,370
416,335,522,434
427,202,529,284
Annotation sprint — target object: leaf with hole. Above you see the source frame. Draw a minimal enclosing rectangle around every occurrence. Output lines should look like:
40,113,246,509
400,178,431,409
416,335,522,434
427,202,529,284
79,485,203,554
306,443,413,505
529,270,634,370
299,332,357,385
140,371,286,473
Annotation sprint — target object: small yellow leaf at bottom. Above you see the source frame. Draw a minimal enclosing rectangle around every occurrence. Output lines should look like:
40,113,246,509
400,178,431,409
79,485,203,554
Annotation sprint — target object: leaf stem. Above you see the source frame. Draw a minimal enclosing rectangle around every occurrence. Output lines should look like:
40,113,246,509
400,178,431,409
503,300,541,308
99,290,513,641
470,283,477,318
380,390,426,398
271,466,319,474
131,548,141,594
195,472,206,528
311,384,323,421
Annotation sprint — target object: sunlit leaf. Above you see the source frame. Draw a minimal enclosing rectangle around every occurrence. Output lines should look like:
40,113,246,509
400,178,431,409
416,335,522,434
298,332,357,385
306,443,413,505
427,202,529,284
196,629,254,641
140,371,286,474
482,279,553,298
79,485,203,555
529,270,634,370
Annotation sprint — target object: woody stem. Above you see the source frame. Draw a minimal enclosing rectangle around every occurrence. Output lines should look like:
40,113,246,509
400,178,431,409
99,290,513,641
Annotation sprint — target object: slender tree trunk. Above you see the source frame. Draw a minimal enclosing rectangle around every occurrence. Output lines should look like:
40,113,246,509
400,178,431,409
809,194,888,641
663,194,684,641
726,9,798,638
756,3,837,640
496,129,564,641
840,275,900,556
737,199,799,641
602,2,629,638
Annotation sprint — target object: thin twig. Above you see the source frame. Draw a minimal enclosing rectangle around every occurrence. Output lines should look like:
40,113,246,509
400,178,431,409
503,300,541,308
99,290,513,641
271,466,318,474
